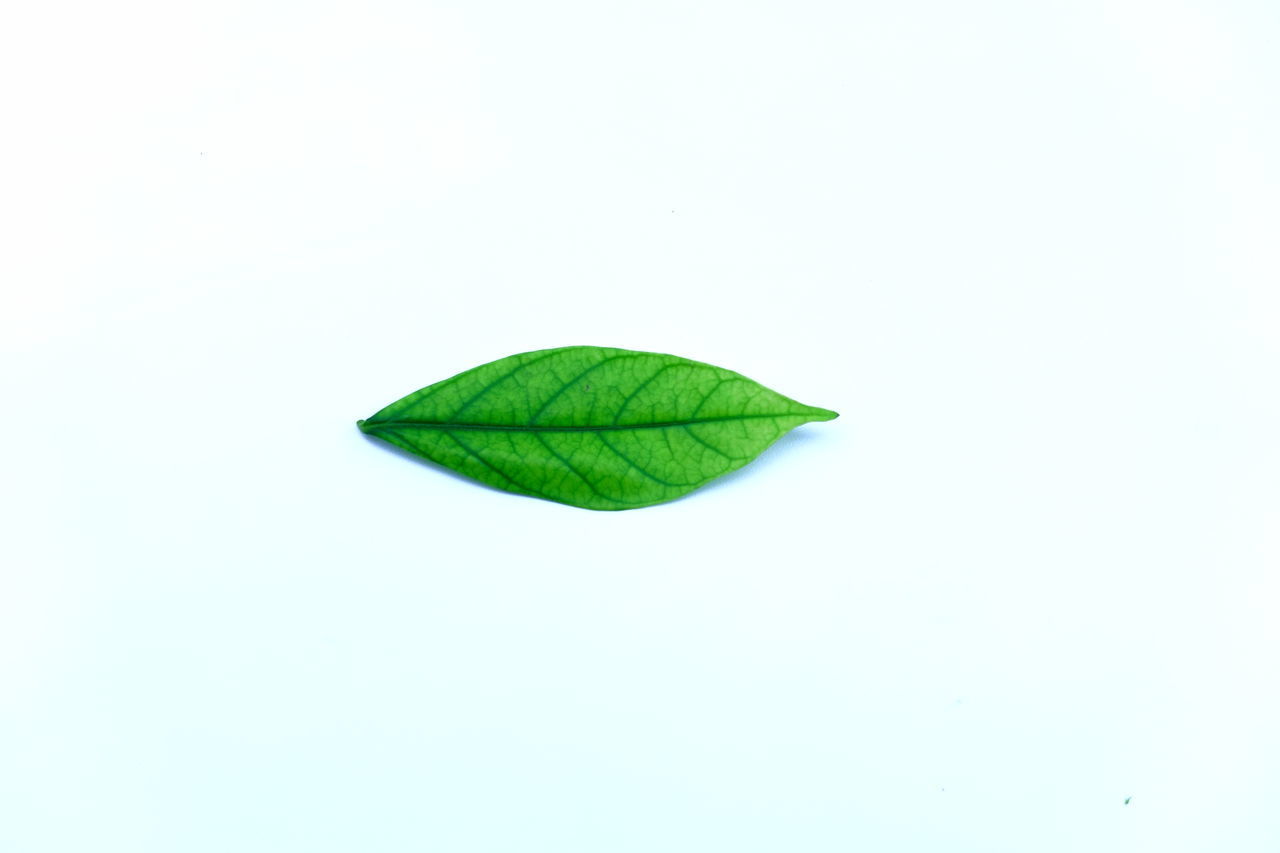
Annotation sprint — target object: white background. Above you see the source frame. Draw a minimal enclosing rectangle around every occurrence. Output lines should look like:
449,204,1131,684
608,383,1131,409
3,1,1278,850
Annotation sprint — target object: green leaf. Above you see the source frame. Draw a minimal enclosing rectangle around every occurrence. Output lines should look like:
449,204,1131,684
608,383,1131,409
357,345,837,510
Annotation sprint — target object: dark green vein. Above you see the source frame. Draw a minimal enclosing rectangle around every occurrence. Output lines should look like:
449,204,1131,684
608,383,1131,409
525,353,647,425
596,433,684,488
532,433,630,507
361,412,821,433
442,430,554,501
448,349,567,419
610,363,680,425
680,423,745,461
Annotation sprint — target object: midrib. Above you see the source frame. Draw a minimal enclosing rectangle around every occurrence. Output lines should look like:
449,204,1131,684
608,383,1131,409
361,413,805,433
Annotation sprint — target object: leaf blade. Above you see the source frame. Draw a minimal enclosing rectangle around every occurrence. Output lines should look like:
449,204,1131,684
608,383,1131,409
358,346,837,510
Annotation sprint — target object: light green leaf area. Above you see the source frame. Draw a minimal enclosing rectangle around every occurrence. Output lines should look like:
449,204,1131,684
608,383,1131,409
358,345,837,510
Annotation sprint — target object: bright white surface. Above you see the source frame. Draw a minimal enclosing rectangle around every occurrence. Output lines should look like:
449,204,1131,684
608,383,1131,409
3,1,1278,850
